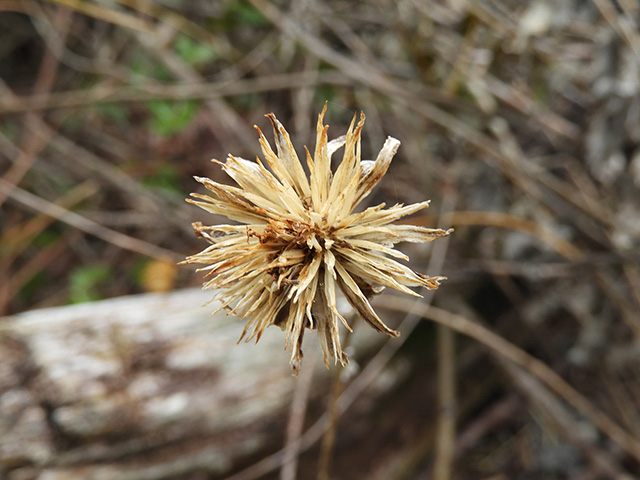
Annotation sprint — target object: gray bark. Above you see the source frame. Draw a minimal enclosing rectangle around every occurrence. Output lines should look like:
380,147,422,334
0,289,381,480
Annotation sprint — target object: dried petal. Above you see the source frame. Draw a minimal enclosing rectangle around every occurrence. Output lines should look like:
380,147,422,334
183,105,452,374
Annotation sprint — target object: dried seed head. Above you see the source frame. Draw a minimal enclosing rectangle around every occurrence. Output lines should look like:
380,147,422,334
183,104,452,374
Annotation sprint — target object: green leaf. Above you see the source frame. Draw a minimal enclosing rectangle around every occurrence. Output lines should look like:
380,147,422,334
129,256,148,289
147,100,200,137
96,103,128,124
228,0,267,26
68,264,112,304
212,0,267,29
130,53,172,83
33,230,62,248
140,163,182,195
0,120,20,140
18,270,50,305
174,35,216,67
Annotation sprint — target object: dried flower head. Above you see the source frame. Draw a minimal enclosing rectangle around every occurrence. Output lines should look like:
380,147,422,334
183,105,452,374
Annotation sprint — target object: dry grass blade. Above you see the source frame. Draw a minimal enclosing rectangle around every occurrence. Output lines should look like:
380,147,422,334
432,211,583,261
0,181,96,259
0,6,69,207
433,324,456,480
0,179,180,262
0,72,349,114
380,297,640,465
501,361,636,480
3,0,640,477
40,0,152,32
280,351,316,480
592,0,640,62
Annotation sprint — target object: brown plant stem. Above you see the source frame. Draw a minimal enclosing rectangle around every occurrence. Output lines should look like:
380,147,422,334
317,326,353,480
0,178,180,262
433,324,456,480
280,349,316,480
0,5,70,208
379,298,640,465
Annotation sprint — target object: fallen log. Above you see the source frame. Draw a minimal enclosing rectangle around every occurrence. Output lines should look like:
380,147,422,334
0,288,381,480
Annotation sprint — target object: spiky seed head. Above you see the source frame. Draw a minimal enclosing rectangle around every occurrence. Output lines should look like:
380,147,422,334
183,104,452,374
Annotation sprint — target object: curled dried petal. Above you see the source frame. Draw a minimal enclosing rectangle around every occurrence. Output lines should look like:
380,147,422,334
183,105,452,374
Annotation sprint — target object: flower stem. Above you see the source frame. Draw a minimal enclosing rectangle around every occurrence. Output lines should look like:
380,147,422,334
317,326,353,480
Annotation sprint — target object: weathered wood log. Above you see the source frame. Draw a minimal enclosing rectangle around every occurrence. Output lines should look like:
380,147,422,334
0,288,382,480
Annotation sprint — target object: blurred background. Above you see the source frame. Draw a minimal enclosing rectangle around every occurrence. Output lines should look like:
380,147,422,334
2,0,640,479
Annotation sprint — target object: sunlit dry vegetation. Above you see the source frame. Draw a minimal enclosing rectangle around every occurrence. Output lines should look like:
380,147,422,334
1,1,640,479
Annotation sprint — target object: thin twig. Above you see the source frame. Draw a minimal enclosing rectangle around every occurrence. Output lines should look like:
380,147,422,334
317,339,348,480
223,184,456,480
592,0,640,63
0,6,70,207
500,361,635,479
0,178,181,262
0,71,349,114
0,181,97,313
280,349,316,480
248,0,618,242
433,185,459,480
39,0,152,33
433,324,456,480
420,210,583,261
379,298,640,465
134,28,257,152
